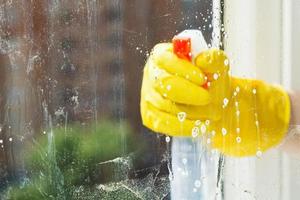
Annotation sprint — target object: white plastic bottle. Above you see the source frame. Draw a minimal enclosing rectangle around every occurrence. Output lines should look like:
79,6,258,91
171,30,219,200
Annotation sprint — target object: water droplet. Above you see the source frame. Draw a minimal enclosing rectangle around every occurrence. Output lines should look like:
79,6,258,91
9,138,12,142
195,120,201,126
213,73,219,80
182,158,187,165
252,89,257,94
0,140,3,144
211,130,216,136
235,102,239,107
200,124,207,134
205,120,210,126
177,112,186,122
236,137,242,143
193,188,197,192
165,136,171,143
43,131,46,134
205,52,211,62
233,92,237,96
224,59,229,66
192,127,200,138
222,128,227,136
166,85,172,91
236,110,240,116
195,180,201,188
223,98,229,107
256,150,262,158
163,93,167,97
255,121,259,126
236,87,240,92
207,138,211,144
236,128,240,133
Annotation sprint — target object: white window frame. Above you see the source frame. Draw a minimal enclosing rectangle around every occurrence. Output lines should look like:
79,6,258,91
222,0,300,199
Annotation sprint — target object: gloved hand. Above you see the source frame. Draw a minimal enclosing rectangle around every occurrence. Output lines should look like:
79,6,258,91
140,43,291,157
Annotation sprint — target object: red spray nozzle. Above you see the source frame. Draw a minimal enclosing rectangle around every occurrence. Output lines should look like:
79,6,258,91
172,36,192,62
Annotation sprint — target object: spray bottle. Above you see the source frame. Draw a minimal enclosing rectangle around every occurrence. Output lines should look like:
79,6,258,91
171,30,219,200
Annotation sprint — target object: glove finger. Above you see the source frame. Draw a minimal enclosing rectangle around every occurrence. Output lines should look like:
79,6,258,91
150,43,206,86
195,49,229,79
146,64,210,106
155,76,210,105
142,70,221,120
195,49,231,105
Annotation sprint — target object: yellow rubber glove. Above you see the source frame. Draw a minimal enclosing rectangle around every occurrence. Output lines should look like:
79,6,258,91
140,43,291,157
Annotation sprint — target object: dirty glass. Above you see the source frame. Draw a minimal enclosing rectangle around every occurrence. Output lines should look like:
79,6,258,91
0,0,220,199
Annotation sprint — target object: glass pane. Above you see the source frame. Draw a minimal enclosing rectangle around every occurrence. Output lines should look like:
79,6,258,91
0,1,218,199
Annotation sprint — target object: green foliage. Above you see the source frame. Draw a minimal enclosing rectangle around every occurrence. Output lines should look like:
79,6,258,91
5,121,142,200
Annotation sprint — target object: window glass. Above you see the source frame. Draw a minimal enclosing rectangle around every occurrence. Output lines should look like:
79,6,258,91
0,1,216,199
